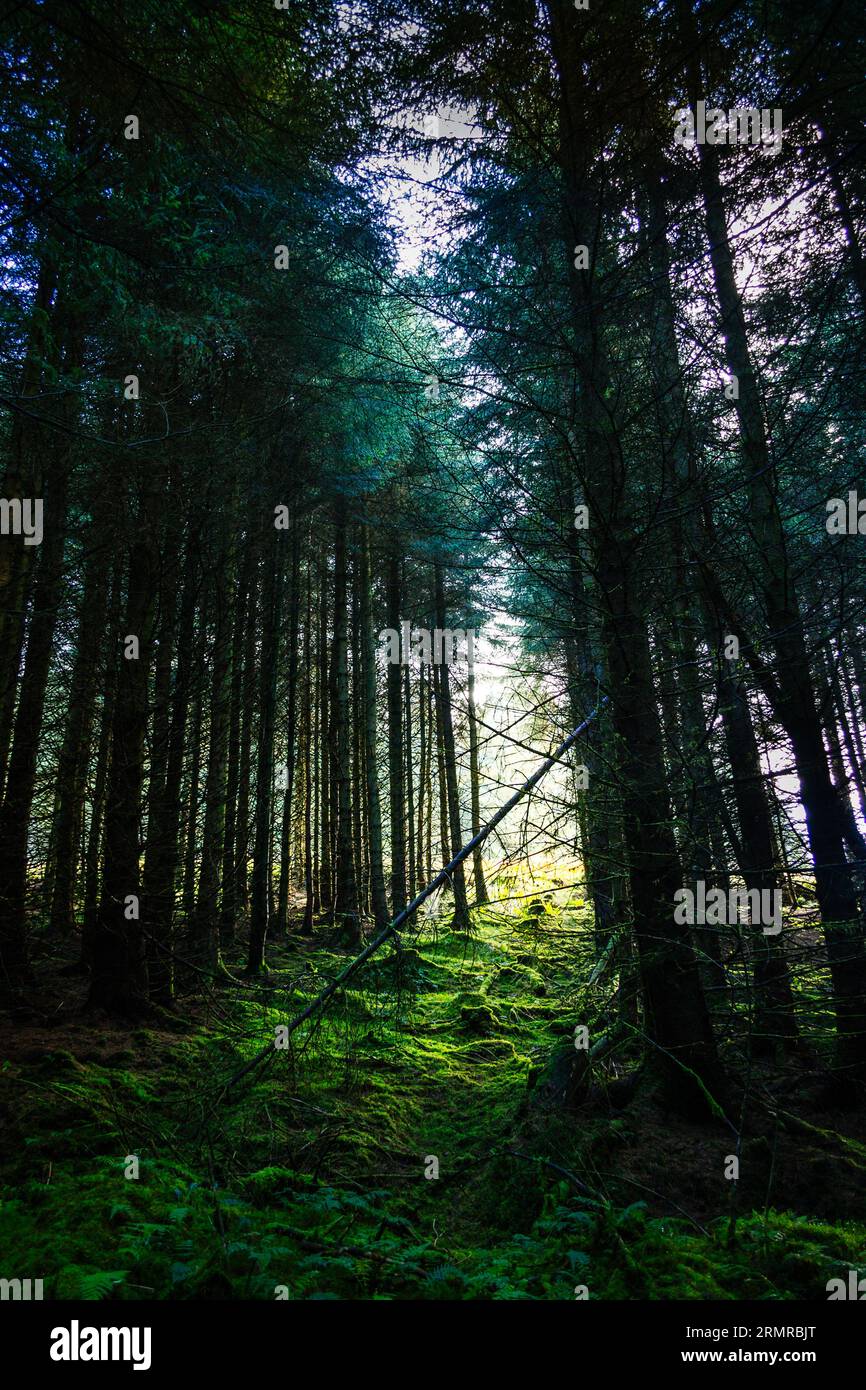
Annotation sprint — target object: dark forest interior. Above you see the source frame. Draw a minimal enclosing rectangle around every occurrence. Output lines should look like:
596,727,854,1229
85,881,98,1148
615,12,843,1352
1,0,866,1314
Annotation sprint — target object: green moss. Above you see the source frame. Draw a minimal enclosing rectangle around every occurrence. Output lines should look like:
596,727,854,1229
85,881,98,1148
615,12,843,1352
1,894,864,1299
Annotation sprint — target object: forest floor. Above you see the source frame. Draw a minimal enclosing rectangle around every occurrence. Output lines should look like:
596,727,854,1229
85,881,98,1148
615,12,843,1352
2,888,866,1300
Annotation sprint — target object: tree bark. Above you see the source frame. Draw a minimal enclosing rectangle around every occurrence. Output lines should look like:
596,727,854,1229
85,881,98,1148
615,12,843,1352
433,558,472,932
276,520,301,932
386,542,406,913
547,0,728,1115
467,643,489,906
360,525,389,930
88,479,158,1014
247,522,285,974
331,500,359,939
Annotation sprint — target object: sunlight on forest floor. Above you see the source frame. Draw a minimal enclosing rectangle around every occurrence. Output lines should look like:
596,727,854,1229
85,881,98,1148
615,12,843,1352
2,887,865,1300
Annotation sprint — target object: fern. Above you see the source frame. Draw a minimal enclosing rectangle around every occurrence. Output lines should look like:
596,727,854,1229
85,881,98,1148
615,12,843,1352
57,1265,127,1300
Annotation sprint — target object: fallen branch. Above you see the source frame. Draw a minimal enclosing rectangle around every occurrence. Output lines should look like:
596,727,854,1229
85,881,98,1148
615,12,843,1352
223,698,609,1095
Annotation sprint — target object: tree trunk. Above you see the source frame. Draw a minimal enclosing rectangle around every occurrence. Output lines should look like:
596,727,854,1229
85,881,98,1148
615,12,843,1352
189,521,235,974
405,661,417,902
142,518,199,1003
88,480,158,1014
276,521,301,932
386,543,406,914
351,553,367,915
0,351,76,988
547,0,728,1114
301,560,315,935
433,558,471,932
685,27,866,1073
181,682,203,923
220,541,252,950
317,550,333,915
0,254,58,798
360,525,389,930
80,559,122,972
467,644,489,906
48,473,115,933
247,522,285,974
331,500,359,940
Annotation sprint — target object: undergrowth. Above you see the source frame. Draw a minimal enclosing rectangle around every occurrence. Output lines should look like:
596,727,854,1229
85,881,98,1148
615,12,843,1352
1,883,865,1299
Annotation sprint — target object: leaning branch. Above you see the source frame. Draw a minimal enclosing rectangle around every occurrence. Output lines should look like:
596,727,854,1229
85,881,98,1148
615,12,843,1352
223,698,609,1094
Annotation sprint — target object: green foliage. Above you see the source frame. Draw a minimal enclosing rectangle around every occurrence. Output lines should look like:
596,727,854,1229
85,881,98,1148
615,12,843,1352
1,900,864,1300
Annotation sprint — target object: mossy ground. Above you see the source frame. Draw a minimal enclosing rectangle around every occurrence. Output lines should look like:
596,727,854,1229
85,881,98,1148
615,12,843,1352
1,882,865,1299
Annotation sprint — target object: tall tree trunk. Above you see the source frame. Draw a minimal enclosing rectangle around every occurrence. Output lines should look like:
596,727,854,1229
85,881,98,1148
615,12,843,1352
434,662,450,870
682,11,866,1073
317,550,333,915
386,543,406,913
80,559,122,972
405,661,417,902
0,254,58,797
235,550,259,922
0,327,78,988
331,500,359,940
220,541,252,950
88,478,159,1014
276,521,301,932
467,644,489,906
351,551,367,915
48,474,115,933
424,662,435,883
417,661,428,895
433,558,471,932
715,650,799,1051
189,521,235,974
547,1,727,1114
301,562,315,935
360,525,389,930
181,681,204,923
247,523,285,974
142,519,198,1003
643,158,795,1050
